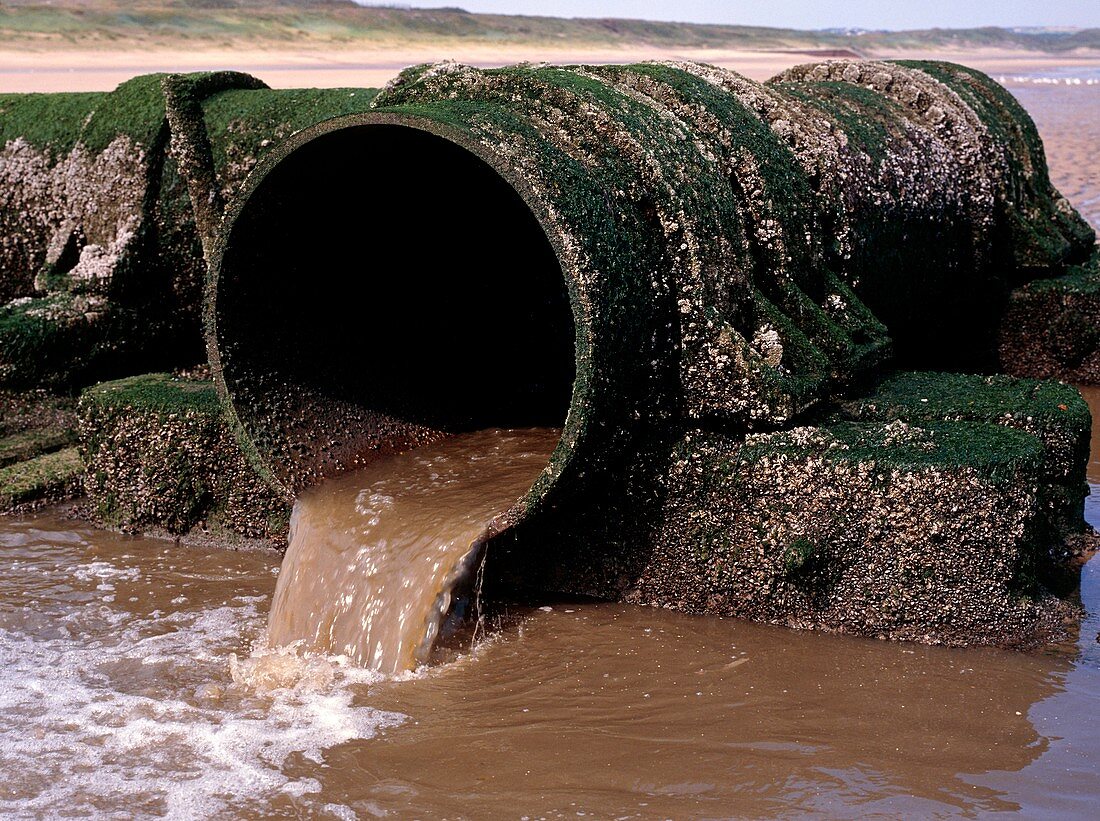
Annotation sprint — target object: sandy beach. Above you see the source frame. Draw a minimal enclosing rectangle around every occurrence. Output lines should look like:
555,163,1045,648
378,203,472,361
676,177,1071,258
3,43,1099,91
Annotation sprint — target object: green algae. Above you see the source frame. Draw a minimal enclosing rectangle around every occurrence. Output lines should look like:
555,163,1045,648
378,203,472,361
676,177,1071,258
998,248,1100,385
0,71,395,392
0,92,102,155
80,372,223,416
79,73,169,154
0,296,166,391
739,418,1044,482
80,372,288,538
782,80,899,165
1023,247,1100,296
837,370,1090,439
0,426,76,468
894,59,1095,266
0,446,83,510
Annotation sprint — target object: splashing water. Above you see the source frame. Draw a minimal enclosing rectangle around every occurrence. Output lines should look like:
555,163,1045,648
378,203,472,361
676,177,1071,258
267,428,560,674
0,524,402,819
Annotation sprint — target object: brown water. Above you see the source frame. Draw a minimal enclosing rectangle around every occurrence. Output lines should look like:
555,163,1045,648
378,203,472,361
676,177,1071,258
0,508,1097,817
1,404,1099,820
267,428,560,674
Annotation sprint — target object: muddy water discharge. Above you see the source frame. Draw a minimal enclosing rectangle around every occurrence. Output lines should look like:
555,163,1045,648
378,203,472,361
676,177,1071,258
268,429,560,674
0,514,1097,818
0,410,1099,817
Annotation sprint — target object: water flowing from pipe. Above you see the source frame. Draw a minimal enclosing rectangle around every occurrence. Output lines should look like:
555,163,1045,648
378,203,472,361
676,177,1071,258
267,428,560,673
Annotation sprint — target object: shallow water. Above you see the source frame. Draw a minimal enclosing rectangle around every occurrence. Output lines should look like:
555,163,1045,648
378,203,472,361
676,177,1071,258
0,520,1091,817
0,521,399,818
268,429,560,674
0,429,1099,819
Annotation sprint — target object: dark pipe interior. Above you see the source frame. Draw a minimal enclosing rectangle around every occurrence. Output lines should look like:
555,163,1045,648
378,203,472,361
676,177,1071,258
218,124,576,459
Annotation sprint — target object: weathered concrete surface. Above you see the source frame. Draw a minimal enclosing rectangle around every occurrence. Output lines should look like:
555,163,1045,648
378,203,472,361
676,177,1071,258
486,371,1093,647
1000,247,1100,385
834,370,1091,535
0,74,379,389
211,59,1092,499
79,372,289,540
202,59,1097,645
648,373,1092,647
0,389,81,512
640,419,1073,647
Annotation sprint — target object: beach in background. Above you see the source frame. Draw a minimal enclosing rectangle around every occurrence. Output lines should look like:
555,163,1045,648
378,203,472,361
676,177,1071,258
5,45,1096,230
3,7,1097,227
1009,67,1100,230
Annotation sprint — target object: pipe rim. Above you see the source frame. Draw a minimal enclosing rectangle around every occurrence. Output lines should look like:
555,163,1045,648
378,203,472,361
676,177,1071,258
206,110,590,531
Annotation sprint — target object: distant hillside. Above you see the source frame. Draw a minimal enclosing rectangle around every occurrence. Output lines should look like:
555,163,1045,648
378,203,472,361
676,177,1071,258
1,0,1097,53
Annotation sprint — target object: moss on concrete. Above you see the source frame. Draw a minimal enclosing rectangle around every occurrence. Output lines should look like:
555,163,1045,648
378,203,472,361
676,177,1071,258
894,60,1095,268
999,247,1100,384
79,73,170,155
0,92,103,156
0,389,81,513
0,426,76,468
202,60,1095,646
0,447,83,511
0,295,170,391
203,86,380,200
834,370,1091,541
79,373,289,539
634,417,1071,647
741,418,1044,481
0,388,76,438
8,60,1094,648
0,73,386,391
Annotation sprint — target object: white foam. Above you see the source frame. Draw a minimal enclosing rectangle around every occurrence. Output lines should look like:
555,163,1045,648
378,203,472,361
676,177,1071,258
324,802,361,820
997,73,1100,86
0,585,404,819
70,560,142,582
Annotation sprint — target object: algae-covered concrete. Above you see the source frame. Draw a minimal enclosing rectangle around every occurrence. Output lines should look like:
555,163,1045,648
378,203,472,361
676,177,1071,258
1000,248,1100,385
635,374,1090,646
211,59,1092,497
201,59,1097,645
0,74,380,389
6,57,1094,645
79,372,288,540
484,369,1093,647
0,389,81,511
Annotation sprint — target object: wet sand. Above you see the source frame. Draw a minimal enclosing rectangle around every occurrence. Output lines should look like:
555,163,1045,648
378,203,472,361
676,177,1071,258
1,44,1097,91
0,44,807,91
1011,77,1100,230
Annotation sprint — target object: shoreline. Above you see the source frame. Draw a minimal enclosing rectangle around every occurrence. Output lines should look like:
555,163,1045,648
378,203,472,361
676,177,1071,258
2,44,1098,92
13,496,1099,655
40,498,287,555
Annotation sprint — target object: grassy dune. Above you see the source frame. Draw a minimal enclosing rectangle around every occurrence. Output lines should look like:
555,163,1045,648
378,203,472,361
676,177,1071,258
2,0,1097,54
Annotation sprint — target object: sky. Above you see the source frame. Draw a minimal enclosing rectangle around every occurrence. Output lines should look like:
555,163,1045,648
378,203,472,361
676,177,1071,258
355,1,1100,30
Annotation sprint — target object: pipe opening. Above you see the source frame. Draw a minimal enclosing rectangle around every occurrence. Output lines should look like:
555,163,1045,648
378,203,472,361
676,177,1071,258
214,122,576,492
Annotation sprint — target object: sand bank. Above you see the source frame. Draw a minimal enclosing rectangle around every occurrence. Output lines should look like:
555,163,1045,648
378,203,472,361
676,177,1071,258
3,43,1098,92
